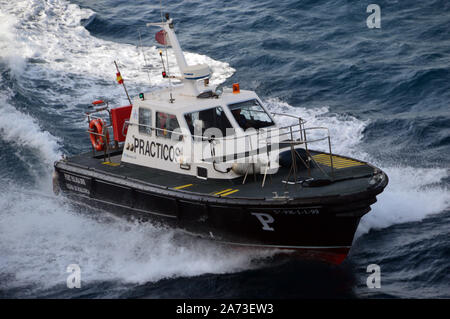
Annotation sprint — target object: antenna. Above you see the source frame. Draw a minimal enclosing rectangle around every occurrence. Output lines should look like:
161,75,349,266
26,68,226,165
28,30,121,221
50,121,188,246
138,30,152,86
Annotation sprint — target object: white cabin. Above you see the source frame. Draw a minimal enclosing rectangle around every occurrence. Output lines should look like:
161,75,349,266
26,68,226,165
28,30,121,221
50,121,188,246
120,15,297,180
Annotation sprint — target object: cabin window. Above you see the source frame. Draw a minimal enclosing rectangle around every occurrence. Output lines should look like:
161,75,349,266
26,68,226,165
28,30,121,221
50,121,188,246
156,112,180,139
184,106,234,138
228,99,274,129
138,107,152,135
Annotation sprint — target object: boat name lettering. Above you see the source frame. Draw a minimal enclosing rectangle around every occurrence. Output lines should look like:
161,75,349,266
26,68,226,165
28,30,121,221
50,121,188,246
133,138,181,162
64,173,86,186
273,208,320,215
66,183,90,195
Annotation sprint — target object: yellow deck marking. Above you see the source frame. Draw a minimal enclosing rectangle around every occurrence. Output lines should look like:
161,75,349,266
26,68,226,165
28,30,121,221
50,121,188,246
315,158,358,162
315,161,362,167
220,189,240,197
213,188,233,195
101,161,120,167
312,154,364,169
174,184,193,190
318,161,362,166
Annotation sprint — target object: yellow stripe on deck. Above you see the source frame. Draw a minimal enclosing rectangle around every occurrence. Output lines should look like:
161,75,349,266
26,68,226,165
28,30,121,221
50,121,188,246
101,161,120,167
312,154,364,169
173,184,193,190
213,188,233,195
220,189,239,197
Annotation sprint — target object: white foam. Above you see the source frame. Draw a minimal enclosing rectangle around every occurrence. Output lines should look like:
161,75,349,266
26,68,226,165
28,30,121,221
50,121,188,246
265,98,368,155
0,0,234,112
356,166,449,236
0,10,26,77
0,89,61,169
0,188,275,293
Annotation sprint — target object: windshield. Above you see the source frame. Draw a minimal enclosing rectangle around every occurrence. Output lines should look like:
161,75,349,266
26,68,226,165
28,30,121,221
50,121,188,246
228,99,274,129
184,106,234,137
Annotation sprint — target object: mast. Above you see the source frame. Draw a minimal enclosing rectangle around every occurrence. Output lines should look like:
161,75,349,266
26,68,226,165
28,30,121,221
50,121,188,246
147,14,211,97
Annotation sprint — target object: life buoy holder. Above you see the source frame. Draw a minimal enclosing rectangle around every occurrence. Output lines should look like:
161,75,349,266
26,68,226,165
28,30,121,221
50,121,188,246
89,119,109,151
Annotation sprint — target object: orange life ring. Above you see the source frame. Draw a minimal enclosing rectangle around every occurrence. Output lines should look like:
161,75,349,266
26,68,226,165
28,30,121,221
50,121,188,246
89,119,109,151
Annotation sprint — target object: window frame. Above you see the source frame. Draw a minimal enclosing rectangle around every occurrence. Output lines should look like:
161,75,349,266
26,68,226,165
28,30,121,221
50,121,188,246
183,105,235,139
155,111,181,139
227,99,275,130
138,107,152,135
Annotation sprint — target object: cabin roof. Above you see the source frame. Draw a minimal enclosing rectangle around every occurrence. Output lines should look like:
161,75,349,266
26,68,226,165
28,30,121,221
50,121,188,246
133,86,259,114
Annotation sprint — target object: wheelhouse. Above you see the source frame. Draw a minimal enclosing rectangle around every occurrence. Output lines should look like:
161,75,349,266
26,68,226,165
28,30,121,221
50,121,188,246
88,15,332,182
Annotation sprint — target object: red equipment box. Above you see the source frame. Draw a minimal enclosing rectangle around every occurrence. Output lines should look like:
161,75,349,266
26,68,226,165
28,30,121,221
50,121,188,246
111,105,132,142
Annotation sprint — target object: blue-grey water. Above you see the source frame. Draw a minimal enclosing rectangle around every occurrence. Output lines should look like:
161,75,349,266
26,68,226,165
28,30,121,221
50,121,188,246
0,0,449,298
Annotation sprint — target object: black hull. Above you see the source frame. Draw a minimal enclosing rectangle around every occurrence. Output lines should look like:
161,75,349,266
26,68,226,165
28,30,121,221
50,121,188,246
54,161,388,264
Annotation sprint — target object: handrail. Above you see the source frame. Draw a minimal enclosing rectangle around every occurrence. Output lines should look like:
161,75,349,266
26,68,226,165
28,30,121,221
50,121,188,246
124,121,331,150
123,119,323,143
270,111,306,123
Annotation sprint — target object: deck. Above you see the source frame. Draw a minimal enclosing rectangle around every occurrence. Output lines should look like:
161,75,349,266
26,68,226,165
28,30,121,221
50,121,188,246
62,148,378,201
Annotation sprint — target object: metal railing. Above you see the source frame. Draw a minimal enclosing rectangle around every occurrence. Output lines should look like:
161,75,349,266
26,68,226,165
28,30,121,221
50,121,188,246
85,104,118,162
269,112,334,181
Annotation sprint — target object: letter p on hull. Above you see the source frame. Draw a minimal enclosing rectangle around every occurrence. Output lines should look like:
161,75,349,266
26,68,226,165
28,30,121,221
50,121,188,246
252,213,275,231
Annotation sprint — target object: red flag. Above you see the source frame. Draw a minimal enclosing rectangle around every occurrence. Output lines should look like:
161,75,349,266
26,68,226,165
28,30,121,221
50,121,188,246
155,30,170,46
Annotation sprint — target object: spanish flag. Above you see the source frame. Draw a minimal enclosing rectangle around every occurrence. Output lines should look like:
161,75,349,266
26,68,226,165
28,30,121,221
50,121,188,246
116,72,124,84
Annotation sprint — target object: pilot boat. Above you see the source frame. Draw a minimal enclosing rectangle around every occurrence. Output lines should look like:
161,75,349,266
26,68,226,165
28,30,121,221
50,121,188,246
53,14,388,264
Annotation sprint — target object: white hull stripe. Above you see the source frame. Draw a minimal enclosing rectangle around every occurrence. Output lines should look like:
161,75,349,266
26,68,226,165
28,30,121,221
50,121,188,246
214,240,351,250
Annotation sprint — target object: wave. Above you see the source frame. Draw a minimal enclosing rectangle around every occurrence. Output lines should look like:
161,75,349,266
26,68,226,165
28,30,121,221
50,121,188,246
357,167,449,235
0,186,276,295
0,10,26,77
0,89,61,171
0,0,234,113
265,98,450,236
